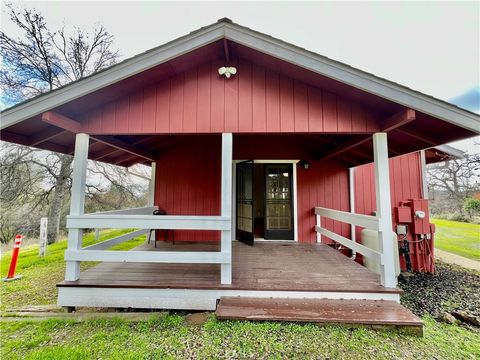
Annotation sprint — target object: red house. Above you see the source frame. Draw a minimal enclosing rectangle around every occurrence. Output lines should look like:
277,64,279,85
1,19,478,327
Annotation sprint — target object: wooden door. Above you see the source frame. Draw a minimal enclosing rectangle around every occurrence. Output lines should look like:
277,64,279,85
264,164,294,240
236,160,254,245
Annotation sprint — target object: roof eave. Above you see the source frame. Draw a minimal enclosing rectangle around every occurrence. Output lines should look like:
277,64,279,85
0,22,226,130
1,19,479,134
222,23,480,134
431,144,466,159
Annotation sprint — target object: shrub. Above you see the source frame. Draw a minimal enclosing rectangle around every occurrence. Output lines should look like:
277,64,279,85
464,198,480,218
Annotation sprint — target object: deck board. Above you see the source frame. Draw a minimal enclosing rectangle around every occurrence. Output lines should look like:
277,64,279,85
216,297,422,332
58,242,400,294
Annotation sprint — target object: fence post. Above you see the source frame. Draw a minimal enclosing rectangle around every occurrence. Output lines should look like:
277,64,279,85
316,212,321,243
39,217,48,257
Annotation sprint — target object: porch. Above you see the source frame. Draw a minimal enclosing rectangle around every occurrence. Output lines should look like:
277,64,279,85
57,240,401,309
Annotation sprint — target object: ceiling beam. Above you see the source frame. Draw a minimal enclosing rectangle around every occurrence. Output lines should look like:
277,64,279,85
41,112,155,162
90,136,158,162
313,135,374,161
41,111,82,133
381,109,416,132
296,136,367,166
316,135,372,162
395,128,437,146
90,146,120,161
91,135,155,162
29,127,67,146
114,154,139,167
1,130,69,153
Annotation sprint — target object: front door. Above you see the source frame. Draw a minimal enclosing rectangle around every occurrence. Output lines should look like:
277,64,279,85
236,160,254,245
264,164,294,240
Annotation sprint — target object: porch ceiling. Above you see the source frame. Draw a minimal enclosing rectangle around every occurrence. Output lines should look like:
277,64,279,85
0,132,460,169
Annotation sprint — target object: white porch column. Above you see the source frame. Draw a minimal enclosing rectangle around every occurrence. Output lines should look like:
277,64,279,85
65,133,89,281
147,162,157,242
221,133,233,284
419,150,428,199
373,132,397,288
148,162,156,207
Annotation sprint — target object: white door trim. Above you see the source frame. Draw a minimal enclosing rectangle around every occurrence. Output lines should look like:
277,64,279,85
232,160,299,242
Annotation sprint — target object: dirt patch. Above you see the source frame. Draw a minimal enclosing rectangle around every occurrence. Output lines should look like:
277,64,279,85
185,311,211,325
435,248,479,271
399,261,480,323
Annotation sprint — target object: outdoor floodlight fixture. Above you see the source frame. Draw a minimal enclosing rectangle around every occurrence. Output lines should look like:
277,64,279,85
218,66,237,78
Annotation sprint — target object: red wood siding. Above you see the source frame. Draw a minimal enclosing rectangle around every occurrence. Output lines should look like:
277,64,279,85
354,152,424,222
80,58,380,135
154,135,350,243
154,136,221,242
297,160,350,244
354,152,427,270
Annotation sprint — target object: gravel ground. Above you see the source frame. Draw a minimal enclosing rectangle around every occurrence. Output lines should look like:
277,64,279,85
399,261,480,319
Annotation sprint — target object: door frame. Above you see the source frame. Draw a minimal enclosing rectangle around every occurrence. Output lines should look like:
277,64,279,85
232,160,299,242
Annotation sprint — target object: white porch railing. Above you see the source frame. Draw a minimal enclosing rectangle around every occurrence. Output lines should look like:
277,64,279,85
314,133,397,289
314,207,383,271
65,133,233,285
66,206,231,274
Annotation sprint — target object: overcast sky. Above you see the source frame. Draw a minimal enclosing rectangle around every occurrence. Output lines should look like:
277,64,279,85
2,1,479,152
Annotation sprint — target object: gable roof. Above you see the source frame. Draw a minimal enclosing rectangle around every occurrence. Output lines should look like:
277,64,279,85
1,18,479,133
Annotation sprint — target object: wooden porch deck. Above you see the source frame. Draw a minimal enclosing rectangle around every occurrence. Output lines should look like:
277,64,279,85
58,241,399,294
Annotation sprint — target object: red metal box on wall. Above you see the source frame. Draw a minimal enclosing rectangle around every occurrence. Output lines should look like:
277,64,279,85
396,206,412,223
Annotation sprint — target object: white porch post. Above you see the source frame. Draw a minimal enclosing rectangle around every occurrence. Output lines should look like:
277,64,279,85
147,162,157,242
221,133,233,284
147,162,156,207
419,150,428,199
373,132,397,288
65,133,89,281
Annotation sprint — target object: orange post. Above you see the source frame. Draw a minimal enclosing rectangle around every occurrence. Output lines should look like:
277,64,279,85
3,235,23,281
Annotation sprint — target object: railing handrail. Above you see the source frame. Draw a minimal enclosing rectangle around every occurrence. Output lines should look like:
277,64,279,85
87,206,159,216
65,249,229,264
67,214,231,231
315,226,383,264
314,206,379,231
314,206,382,263
83,229,149,251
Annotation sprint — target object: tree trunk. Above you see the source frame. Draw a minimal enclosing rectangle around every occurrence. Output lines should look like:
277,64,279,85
46,155,73,244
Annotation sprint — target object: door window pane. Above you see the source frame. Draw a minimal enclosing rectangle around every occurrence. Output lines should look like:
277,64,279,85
265,166,291,231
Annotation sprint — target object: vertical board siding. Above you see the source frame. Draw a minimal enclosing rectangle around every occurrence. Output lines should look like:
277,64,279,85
142,85,157,133
294,81,309,132
354,152,425,270
265,69,280,132
224,57,239,132
154,135,350,244
80,58,380,134
154,136,222,242
196,63,211,132
297,160,350,244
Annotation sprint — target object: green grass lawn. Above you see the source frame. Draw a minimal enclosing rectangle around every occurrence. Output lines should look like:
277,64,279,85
1,230,479,359
0,229,146,311
1,315,479,359
432,218,480,261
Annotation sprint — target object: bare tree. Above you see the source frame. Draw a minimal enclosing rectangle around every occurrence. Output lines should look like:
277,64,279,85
1,4,119,244
1,5,118,103
427,152,480,218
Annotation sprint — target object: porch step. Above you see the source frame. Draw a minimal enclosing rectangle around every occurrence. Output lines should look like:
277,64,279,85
216,297,423,333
